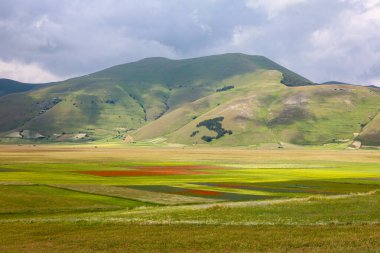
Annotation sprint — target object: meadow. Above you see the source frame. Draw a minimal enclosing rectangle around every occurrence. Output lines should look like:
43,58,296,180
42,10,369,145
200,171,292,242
0,145,379,252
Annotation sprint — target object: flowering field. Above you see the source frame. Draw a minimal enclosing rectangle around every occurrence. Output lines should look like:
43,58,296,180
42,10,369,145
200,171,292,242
0,145,379,252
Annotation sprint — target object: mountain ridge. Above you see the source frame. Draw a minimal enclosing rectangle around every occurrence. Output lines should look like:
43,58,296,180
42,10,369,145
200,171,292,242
0,79,41,96
0,53,379,147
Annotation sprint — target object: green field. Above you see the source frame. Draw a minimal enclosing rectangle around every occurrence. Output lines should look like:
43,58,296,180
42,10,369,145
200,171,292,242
0,145,379,252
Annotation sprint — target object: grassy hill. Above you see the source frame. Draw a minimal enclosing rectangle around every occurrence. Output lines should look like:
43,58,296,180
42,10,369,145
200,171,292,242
0,53,379,147
135,71,380,146
0,79,39,96
358,110,380,146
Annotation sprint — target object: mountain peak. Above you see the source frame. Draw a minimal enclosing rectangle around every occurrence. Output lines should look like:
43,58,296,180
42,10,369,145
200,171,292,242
1,53,378,147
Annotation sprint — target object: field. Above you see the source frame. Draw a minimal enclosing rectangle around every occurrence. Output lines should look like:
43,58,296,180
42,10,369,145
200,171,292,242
0,145,379,252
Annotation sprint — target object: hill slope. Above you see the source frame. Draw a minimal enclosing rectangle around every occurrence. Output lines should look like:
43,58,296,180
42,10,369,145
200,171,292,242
0,79,39,96
134,71,380,146
0,53,379,146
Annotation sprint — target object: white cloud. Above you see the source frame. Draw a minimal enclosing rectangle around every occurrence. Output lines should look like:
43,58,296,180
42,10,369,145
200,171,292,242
33,15,49,29
0,59,61,83
0,0,380,86
307,0,380,84
231,25,262,46
246,0,307,19
341,0,380,9
189,10,212,34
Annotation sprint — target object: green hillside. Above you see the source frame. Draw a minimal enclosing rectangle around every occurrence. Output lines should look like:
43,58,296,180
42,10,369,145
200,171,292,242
0,53,379,147
358,107,380,146
135,71,380,146
0,79,39,96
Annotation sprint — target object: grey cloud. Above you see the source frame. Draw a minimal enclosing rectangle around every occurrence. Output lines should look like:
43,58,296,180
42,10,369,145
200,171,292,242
0,0,379,85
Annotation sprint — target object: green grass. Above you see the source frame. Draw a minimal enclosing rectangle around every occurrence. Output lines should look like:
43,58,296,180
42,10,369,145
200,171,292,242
0,146,379,252
1,223,378,253
92,191,379,226
359,110,380,145
0,185,149,217
1,193,379,252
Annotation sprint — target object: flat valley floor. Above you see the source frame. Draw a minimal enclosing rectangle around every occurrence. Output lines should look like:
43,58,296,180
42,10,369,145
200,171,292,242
0,145,379,252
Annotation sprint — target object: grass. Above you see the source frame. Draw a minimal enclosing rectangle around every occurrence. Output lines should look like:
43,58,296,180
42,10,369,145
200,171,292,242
135,70,380,146
93,191,379,226
48,184,216,205
0,223,379,253
0,145,379,252
0,185,146,217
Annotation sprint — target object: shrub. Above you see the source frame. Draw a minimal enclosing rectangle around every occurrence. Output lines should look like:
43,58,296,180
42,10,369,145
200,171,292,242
216,85,234,92
190,130,199,137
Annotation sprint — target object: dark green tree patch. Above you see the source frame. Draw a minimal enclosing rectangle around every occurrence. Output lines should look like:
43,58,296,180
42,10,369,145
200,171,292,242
281,73,314,87
105,99,117,104
37,97,62,115
216,85,235,92
190,130,199,137
201,136,214,142
194,117,232,142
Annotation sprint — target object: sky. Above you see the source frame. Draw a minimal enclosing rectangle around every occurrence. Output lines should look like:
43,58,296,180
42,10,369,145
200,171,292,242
0,0,380,85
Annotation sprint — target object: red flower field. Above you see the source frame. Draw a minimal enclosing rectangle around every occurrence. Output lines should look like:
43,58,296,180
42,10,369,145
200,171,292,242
75,165,217,177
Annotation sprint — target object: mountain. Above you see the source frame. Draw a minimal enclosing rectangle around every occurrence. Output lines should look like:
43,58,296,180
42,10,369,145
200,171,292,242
320,81,350,85
0,53,379,147
0,79,39,96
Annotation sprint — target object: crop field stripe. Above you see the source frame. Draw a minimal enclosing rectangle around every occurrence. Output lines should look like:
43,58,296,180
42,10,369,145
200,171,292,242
125,185,276,201
0,185,148,218
48,184,218,205
1,190,379,225
44,184,158,206
47,184,167,205
73,165,221,177
102,190,380,217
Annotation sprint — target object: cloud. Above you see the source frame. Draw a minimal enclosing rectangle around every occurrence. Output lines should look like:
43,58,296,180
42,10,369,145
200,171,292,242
0,0,379,85
231,25,262,46
0,59,61,83
306,0,380,84
246,0,307,19
0,1,182,78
